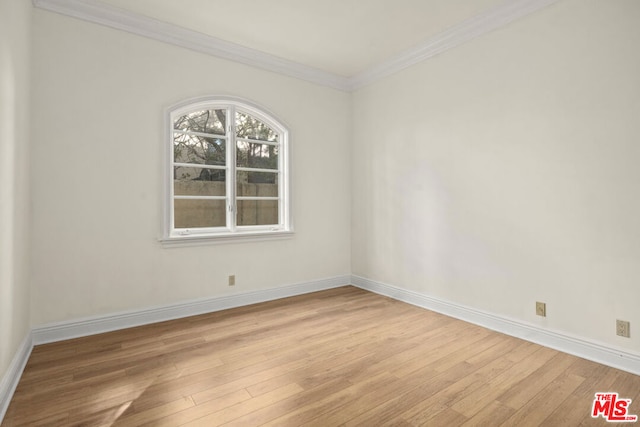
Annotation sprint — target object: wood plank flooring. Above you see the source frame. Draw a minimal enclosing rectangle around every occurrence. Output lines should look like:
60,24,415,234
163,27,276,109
3,286,639,426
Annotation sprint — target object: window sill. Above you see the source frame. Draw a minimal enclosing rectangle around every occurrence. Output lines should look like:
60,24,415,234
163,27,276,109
159,230,294,247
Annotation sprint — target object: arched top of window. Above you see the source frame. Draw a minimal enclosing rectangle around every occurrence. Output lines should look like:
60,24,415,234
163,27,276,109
169,96,287,139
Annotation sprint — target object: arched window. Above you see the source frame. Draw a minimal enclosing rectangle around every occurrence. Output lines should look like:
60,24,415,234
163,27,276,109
163,97,291,243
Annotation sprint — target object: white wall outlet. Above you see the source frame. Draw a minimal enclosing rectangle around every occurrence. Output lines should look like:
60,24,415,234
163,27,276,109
616,320,630,338
536,301,546,317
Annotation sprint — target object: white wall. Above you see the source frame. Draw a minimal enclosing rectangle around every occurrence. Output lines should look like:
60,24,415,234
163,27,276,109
0,0,32,376
352,0,640,352
15,0,640,358
30,10,351,325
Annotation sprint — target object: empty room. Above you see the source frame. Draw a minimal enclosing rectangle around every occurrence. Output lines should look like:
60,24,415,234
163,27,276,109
1,0,639,425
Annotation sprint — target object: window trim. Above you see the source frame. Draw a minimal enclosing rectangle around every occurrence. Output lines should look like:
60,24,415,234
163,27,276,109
160,96,293,246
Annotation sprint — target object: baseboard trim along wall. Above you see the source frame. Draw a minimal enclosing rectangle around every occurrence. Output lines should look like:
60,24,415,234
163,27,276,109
351,274,640,376
0,335,33,422
4,273,639,423
1,275,348,423
32,275,350,345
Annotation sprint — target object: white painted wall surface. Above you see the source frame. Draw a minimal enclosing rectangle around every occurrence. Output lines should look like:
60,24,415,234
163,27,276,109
0,0,32,377
351,0,640,352
30,10,351,325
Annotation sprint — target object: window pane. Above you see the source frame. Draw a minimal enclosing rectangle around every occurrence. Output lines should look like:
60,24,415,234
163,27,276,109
237,141,278,169
235,111,278,142
237,171,278,196
174,109,226,135
237,200,278,226
174,199,226,228
174,167,225,196
174,133,225,166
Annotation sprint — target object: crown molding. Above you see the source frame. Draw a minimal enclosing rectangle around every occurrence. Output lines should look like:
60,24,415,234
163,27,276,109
349,0,561,89
33,0,561,92
32,0,351,91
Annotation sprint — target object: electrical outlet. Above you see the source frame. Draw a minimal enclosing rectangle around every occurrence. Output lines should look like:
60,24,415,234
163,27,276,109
536,302,546,317
228,275,235,286
616,320,630,338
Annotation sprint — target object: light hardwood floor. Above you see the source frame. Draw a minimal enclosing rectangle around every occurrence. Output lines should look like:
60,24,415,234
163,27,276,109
3,286,639,426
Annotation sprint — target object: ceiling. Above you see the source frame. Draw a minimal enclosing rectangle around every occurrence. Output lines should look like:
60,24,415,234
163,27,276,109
94,0,507,77
34,0,560,89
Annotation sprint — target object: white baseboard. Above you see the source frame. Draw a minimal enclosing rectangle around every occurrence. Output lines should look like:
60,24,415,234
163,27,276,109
1,275,349,424
32,275,350,345
351,275,640,376
0,334,33,422
5,272,636,425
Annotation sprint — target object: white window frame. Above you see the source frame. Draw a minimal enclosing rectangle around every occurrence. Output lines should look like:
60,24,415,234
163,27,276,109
161,96,292,246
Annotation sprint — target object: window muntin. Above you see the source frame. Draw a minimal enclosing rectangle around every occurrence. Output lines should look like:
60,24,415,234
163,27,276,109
165,98,290,242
